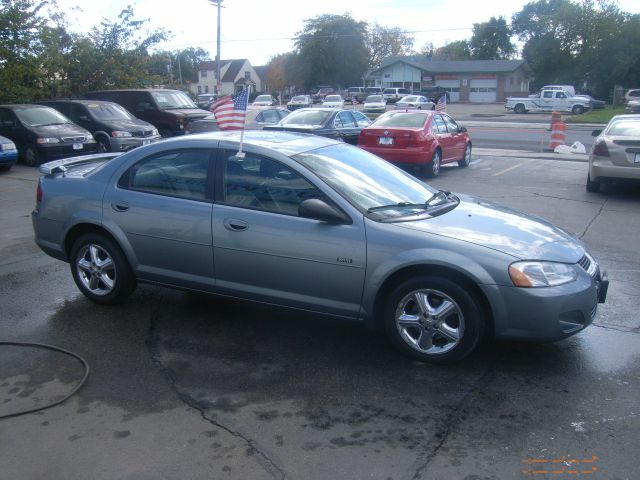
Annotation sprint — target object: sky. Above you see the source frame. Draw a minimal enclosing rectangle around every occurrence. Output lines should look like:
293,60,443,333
55,0,640,67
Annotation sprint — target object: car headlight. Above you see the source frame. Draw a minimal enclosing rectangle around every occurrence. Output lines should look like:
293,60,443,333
509,261,578,287
36,137,60,144
151,129,159,136
112,131,132,138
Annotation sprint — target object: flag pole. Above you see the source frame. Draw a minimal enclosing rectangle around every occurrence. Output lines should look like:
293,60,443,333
236,84,250,159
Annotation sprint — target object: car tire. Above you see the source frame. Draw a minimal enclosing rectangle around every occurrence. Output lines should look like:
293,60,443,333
24,146,40,167
0,164,11,172
586,174,600,192
424,149,441,178
70,233,136,305
458,144,472,168
383,275,484,364
96,136,111,153
514,104,527,114
572,105,585,115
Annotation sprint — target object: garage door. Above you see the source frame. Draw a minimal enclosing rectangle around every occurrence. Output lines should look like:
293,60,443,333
435,80,460,102
470,79,497,103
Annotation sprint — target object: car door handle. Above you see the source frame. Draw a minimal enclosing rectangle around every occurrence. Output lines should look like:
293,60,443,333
223,218,248,232
111,201,129,212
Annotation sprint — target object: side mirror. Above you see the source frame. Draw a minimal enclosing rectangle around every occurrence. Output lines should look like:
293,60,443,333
459,126,467,133
591,129,602,137
298,198,351,224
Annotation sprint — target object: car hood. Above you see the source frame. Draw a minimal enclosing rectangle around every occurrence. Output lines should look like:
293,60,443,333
394,194,584,262
32,123,91,137
162,108,210,119
101,119,155,131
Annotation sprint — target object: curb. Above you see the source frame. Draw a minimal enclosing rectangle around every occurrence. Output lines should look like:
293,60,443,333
474,148,589,163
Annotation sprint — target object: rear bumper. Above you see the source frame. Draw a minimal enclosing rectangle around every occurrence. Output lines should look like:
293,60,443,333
359,145,431,166
590,156,640,182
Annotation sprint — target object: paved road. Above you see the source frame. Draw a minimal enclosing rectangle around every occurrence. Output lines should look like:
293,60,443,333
1,159,639,480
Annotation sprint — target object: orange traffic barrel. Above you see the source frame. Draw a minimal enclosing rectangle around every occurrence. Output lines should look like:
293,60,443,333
550,111,562,128
549,121,567,150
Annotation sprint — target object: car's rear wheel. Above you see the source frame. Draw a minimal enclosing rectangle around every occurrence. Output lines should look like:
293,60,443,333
458,143,472,167
424,149,441,178
24,146,40,167
572,105,585,115
384,275,484,363
586,173,601,192
70,233,136,305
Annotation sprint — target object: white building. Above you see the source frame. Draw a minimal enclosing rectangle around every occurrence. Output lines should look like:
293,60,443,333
191,59,263,96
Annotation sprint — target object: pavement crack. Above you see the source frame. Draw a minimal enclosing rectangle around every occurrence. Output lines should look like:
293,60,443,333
592,323,640,334
145,298,286,480
407,363,497,480
580,198,608,239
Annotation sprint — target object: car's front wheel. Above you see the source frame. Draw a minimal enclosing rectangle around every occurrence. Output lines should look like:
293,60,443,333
24,146,40,167
384,275,484,363
572,104,585,115
70,233,136,304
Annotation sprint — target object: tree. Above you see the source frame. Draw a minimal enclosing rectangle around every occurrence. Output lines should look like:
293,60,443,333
0,0,47,102
293,14,369,88
469,16,515,59
265,53,292,94
365,23,414,68
434,40,471,60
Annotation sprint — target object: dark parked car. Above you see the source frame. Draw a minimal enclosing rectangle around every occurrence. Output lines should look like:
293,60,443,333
195,93,217,110
358,110,471,178
263,108,371,144
39,100,161,153
0,104,97,166
0,135,18,171
186,107,289,134
311,86,336,103
420,86,450,103
85,89,210,138
32,131,607,363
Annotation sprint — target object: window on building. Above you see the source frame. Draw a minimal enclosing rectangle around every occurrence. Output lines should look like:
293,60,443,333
244,71,251,80
205,86,209,93
197,86,202,94
201,70,207,78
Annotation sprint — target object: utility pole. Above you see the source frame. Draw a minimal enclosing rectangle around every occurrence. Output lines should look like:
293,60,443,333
208,0,223,95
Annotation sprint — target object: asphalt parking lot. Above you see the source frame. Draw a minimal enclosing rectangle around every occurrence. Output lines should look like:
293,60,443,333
1,156,639,480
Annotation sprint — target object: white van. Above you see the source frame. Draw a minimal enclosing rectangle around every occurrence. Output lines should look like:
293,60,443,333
383,88,411,103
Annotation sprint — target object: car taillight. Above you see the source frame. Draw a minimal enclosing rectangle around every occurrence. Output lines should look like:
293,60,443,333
408,132,421,148
36,181,43,204
592,140,609,157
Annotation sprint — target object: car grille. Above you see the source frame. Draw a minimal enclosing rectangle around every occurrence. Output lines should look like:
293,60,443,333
131,130,156,137
61,135,87,143
578,254,599,279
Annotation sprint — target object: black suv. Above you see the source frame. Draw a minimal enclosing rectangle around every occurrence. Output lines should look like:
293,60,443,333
85,89,210,137
420,86,450,103
0,104,97,166
39,100,161,153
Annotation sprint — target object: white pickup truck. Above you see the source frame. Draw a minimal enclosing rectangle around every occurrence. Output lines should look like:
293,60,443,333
505,89,592,115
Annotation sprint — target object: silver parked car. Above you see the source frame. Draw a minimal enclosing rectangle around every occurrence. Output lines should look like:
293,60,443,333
32,132,608,363
587,114,640,192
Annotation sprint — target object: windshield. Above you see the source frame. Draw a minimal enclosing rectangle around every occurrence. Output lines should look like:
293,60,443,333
151,91,197,109
282,110,331,126
399,96,419,102
366,95,383,102
294,144,437,217
365,88,380,93
373,112,428,128
15,107,71,127
606,119,640,136
324,95,342,102
86,103,135,121
291,96,308,102
255,95,272,102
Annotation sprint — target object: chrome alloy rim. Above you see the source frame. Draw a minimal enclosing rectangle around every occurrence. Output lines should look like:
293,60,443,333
432,152,441,175
395,289,464,355
76,244,116,296
464,145,471,164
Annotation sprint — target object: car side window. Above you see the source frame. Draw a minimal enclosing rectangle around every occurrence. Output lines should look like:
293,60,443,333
120,150,211,201
442,114,459,133
335,111,356,129
222,152,324,216
556,92,567,99
352,111,372,127
259,109,281,124
543,91,553,98
432,115,448,134
71,104,87,120
0,108,16,127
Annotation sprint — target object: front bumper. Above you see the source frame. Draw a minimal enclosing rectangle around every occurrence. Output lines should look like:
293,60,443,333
38,142,98,160
485,267,608,342
0,150,18,166
109,135,162,152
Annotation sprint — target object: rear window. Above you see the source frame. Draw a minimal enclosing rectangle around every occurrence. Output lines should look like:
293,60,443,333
606,119,640,136
383,89,395,94
282,110,331,126
372,112,428,128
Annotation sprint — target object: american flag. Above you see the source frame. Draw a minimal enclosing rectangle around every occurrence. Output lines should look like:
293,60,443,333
435,93,447,112
210,89,249,130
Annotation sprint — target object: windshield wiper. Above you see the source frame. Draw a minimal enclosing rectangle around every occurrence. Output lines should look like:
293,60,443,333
425,190,451,206
367,201,429,213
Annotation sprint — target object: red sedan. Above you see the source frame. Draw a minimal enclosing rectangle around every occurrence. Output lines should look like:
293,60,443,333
357,110,472,177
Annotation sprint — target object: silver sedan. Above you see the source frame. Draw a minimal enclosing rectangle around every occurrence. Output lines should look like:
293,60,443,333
32,132,608,363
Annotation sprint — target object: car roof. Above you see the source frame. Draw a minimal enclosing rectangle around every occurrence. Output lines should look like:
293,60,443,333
0,104,52,110
88,89,186,93
40,99,120,106
160,130,339,156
